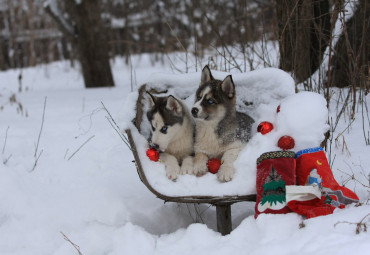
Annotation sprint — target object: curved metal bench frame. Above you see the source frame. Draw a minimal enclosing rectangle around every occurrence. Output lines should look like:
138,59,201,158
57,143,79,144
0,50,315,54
125,84,256,235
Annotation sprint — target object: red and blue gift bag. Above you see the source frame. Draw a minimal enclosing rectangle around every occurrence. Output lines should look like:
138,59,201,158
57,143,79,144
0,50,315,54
286,147,359,219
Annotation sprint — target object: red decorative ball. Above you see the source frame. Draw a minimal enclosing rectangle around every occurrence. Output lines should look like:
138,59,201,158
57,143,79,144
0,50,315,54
277,135,295,150
257,121,274,135
146,148,159,161
207,158,221,174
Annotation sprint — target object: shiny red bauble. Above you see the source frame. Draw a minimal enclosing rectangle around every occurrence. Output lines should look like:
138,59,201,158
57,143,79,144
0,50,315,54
277,135,295,150
146,148,159,161
207,158,221,174
257,121,274,135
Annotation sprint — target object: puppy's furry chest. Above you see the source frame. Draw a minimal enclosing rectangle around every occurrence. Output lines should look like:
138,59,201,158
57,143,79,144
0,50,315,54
194,121,241,158
165,119,194,162
166,136,193,162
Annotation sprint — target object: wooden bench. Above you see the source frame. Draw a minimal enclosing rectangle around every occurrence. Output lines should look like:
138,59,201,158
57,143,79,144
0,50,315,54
125,84,256,235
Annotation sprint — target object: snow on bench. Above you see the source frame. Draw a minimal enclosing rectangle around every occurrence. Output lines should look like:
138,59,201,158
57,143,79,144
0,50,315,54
118,68,304,198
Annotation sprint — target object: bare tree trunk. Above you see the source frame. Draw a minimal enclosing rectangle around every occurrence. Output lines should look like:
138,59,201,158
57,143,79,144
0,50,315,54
46,0,114,88
330,0,369,89
26,0,36,67
276,0,330,83
0,37,6,70
66,0,114,88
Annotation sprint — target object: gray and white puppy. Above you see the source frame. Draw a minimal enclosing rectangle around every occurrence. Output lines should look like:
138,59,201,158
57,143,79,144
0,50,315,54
146,92,194,181
191,66,254,182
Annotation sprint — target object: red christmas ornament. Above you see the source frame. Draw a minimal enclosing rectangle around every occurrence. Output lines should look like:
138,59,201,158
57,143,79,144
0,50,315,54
207,158,221,174
277,135,295,150
257,121,274,135
146,148,159,161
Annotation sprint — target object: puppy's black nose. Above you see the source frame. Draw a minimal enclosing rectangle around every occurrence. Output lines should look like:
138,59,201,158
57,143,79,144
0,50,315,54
151,144,159,150
191,107,198,117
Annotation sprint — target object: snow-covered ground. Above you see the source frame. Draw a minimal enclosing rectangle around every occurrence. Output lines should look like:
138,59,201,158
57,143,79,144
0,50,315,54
0,54,369,255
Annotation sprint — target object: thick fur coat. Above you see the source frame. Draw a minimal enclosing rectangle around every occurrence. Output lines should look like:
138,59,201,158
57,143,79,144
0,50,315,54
191,66,254,182
146,93,194,180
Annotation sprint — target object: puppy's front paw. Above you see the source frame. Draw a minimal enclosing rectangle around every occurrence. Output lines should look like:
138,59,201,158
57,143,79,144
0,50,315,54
193,158,208,177
165,162,180,181
217,165,234,182
180,156,193,175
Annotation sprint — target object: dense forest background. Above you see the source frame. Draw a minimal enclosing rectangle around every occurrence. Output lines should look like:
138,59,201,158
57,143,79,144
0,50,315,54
0,0,276,68
0,0,368,90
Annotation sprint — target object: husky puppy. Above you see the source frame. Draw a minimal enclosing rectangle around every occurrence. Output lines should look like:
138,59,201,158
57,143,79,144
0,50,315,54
191,66,254,182
146,92,194,181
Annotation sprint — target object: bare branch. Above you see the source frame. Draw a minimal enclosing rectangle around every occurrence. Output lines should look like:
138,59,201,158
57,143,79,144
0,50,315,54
68,135,95,161
3,154,12,165
60,232,83,255
101,102,131,151
31,97,47,171
204,13,242,73
34,97,47,158
335,213,370,234
2,126,9,154
31,150,43,172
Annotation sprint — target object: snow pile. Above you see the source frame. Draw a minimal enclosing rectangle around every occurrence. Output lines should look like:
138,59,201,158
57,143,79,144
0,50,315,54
122,68,329,196
0,56,369,255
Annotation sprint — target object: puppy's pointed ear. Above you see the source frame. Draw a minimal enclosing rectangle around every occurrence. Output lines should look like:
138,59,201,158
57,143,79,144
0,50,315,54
200,65,214,85
220,75,235,99
146,91,157,108
166,95,182,116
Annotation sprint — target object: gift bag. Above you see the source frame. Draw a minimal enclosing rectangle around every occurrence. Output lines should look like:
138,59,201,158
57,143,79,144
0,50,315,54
286,147,359,219
255,151,296,218
295,147,359,206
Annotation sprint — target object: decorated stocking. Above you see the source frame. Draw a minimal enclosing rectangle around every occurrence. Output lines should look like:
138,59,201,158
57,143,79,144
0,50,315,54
287,147,359,219
255,151,296,218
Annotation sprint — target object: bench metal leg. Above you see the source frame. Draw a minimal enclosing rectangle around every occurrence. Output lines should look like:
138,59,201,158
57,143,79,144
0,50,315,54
216,204,232,235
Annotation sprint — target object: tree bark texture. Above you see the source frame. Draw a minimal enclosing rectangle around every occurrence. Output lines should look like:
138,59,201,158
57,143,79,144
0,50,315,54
0,38,6,70
330,0,369,88
65,0,114,88
276,0,331,83
45,0,114,88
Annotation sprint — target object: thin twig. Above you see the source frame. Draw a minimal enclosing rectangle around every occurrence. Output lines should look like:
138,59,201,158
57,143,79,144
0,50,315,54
165,21,188,73
334,213,370,234
31,149,43,172
2,126,9,154
280,0,300,40
64,149,69,160
101,102,131,150
326,0,341,108
3,154,12,165
76,107,103,139
60,232,83,255
105,117,131,149
31,97,47,171
203,13,242,72
34,97,47,158
130,53,133,92
68,135,95,161
337,168,370,189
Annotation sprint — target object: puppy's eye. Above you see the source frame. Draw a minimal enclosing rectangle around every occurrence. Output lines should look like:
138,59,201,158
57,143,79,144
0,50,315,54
208,99,214,104
160,125,168,134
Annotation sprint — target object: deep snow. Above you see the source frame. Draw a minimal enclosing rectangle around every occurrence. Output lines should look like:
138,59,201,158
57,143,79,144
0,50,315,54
0,55,369,255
